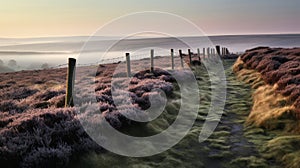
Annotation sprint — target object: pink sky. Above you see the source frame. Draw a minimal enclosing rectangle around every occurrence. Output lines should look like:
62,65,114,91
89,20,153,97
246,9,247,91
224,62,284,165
1,0,299,38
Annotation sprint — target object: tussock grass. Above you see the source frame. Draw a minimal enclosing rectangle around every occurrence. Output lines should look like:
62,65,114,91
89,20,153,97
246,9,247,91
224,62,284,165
233,56,299,133
233,47,300,168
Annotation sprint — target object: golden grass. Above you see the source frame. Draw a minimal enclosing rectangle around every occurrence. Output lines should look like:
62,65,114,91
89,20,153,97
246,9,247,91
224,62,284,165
233,56,300,167
233,57,299,133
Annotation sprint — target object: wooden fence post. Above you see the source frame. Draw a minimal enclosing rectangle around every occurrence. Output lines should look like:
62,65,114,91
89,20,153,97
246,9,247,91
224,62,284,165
207,47,210,58
222,47,225,56
179,49,184,68
65,58,76,107
203,48,206,59
216,45,221,56
150,49,154,72
226,48,230,55
126,53,131,77
197,48,201,61
171,49,174,70
188,49,192,64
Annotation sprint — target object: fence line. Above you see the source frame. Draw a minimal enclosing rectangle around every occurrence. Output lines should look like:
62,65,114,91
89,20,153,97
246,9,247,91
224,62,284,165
63,45,232,105
48,46,232,70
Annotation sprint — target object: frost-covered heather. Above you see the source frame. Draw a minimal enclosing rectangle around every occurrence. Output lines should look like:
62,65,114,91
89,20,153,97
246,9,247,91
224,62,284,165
0,57,178,167
0,107,101,167
78,65,175,129
0,68,103,167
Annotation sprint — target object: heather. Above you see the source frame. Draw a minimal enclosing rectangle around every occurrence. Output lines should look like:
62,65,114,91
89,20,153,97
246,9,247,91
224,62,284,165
233,47,300,168
0,68,101,167
2,53,297,167
0,57,177,167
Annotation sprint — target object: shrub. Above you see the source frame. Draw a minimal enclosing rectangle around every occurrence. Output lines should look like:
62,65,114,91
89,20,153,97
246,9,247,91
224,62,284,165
239,47,300,116
0,108,101,167
34,90,65,101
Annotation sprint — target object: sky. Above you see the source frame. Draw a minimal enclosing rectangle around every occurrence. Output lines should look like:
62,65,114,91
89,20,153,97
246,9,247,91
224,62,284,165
0,0,299,38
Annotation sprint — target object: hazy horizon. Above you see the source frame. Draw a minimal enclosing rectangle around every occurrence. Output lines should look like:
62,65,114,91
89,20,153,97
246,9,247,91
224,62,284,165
1,0,300,38
1,34,300,72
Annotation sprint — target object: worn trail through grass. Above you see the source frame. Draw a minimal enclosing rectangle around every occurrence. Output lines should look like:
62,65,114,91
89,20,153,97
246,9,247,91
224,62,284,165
71,60,271,168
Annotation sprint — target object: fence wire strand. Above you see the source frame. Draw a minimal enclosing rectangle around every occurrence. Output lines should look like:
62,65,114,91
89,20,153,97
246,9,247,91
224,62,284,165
47,47,233,70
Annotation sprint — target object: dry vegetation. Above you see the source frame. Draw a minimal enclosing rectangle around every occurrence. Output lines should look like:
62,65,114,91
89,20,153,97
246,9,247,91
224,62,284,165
0,57,178,167
0,68,102,167
233,47,300,127
237,47,300,114
233,47,300,167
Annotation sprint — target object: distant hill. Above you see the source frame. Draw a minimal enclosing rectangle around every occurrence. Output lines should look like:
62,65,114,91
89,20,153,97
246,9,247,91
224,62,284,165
0,65,14,73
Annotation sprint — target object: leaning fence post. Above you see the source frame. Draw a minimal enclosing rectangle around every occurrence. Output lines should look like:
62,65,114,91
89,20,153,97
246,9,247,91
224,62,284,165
150,49,154,72
188,49,192,64
126,53,131,77
179,49,184,68
65,58,76,107
171,49,174,70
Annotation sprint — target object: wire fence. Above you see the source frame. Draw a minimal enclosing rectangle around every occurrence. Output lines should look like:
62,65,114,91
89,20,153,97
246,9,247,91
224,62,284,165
47,46,235,70
48,51,179,69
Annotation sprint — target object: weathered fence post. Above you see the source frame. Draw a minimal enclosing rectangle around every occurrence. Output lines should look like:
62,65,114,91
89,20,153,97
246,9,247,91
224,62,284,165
150,49,154,72
226,48,230,55
207,47,210,58
126,53,131,77
216,45,221,56
188,49,192,64
171,49,174,70
197,48,201,61
65,58,76,107
222,47,225,56
203,48,206,59
179,49,184,68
